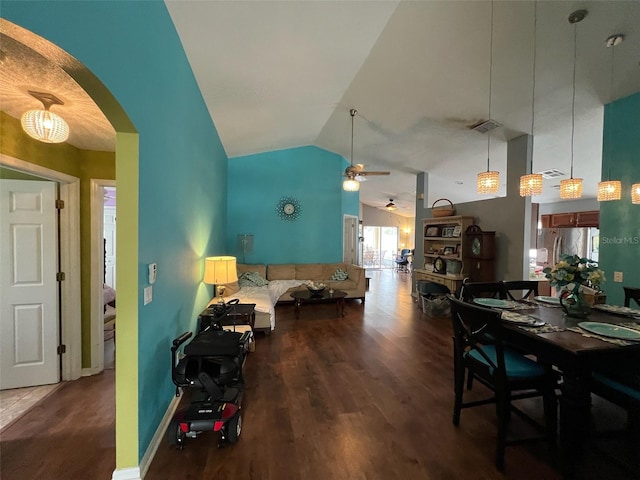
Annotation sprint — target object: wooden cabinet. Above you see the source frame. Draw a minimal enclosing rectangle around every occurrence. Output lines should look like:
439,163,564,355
416,216,474,293
576,210,599,227
463,225,496,282
541,210,599,228
550,212,576,227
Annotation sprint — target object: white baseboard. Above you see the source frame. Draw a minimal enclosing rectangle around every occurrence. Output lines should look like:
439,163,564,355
111,391,181,480
111,466,141,480
82,366,103,377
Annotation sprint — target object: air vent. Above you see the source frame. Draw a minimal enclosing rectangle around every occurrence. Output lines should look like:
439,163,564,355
540,169,565,179
470,119,502,134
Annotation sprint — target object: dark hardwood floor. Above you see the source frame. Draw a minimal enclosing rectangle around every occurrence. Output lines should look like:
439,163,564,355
1,269,637,479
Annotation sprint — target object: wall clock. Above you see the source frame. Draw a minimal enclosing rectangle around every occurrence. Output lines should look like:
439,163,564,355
276,196,301,221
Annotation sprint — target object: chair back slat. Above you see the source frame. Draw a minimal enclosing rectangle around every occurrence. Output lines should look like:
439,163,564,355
503,280,539,301
459,281,507,302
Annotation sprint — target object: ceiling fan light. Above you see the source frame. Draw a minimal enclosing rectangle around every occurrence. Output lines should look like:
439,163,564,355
559,178,583,199
343,178,360,192
477,171,500,195
631,183,640,204
519,173,543,197
597,180,621,201
21,109,69,143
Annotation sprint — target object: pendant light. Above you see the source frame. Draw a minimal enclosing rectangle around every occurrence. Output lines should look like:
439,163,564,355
343,109,360,192
632,183,640,204
559,10,586,200
597,34,623,202
20,90,70,144
520,1,543,197
477,1,500,195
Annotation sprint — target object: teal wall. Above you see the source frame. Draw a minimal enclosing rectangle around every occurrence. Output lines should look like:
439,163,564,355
227,146,359,264
599,92,640,306
3,1,227,460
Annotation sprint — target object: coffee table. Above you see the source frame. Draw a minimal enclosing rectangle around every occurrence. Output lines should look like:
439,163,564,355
290,290,347,319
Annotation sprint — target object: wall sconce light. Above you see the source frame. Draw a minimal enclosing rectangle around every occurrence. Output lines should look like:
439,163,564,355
21,90,70,143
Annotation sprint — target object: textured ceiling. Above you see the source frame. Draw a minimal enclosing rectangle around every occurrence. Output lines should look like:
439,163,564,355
0,25,114,152
2,2,639,218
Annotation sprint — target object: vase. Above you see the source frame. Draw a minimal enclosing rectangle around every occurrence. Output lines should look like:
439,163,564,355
560,289,592,318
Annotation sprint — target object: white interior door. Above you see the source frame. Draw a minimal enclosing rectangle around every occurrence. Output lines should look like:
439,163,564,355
1,180,59,389
343,215,358,265
103,205,116,287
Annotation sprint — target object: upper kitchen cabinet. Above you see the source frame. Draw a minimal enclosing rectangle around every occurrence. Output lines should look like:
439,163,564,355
541,210,599,229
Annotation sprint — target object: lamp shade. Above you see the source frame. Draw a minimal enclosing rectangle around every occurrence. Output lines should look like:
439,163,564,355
343,178,360,192
519,173,543,197
21,109,69,143
597,180,621,201
632,183,640,204
203,256,238,285
560,178,583,199
477,171,500,195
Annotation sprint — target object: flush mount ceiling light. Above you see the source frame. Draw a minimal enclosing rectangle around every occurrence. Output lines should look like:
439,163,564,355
560,10,586,200
477,1,500,195
520,1,543,197
20,90,70,144
598,33,624,202
385,199,397,211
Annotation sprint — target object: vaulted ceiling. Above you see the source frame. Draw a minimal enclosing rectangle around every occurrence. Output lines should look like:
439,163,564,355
2,2,639,217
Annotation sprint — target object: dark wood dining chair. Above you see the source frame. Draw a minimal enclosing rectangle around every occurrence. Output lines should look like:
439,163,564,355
503,280,539,301
623,286,640,308
459,281,507,303
448,296,558,470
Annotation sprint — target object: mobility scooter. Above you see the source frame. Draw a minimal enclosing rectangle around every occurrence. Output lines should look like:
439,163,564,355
168,303,250,449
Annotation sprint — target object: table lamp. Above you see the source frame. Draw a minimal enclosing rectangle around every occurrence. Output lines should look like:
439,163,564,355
203,256,238,304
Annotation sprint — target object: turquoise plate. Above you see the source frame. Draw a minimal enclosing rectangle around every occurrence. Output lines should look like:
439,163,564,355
534,296,560,305
578,322,640,341
473,298,517,309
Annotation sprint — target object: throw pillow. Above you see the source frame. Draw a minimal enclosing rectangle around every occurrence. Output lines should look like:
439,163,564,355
330,268,349,281
238,271,269,287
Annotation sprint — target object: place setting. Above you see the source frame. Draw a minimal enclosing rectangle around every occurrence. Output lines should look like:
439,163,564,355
592,303,640,320
472,298,537,311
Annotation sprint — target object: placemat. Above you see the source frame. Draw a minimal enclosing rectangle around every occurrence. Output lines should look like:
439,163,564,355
567,322,640,346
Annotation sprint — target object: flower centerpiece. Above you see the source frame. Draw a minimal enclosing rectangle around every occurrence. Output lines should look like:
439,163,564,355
543,254,605,317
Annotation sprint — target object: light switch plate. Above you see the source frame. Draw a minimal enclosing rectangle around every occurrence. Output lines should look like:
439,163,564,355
613,271,623,283
144,285,153,305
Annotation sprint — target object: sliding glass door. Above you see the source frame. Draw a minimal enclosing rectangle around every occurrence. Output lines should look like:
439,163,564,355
362,226,398,269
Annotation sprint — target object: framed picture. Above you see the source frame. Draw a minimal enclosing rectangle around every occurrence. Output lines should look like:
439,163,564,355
455,243,461,254
443,246,455,255
425,226,440,237
452,225,462,237
442,226,455,238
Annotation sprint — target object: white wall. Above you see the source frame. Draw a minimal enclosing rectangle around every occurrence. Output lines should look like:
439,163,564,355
361,204,415,249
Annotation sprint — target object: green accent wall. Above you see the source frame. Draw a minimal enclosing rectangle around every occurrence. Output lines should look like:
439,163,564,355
0,111,115,367
227,146,359,263
599,92,640,305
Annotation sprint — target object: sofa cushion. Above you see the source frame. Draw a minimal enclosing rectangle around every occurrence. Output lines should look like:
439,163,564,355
237,263,266,279
267,264,296,280
330,268,349,281
296,264,323,281
322,264,344,279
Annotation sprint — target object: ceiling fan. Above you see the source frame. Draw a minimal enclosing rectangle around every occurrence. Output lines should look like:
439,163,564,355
343,109,390,191
385,199,397,211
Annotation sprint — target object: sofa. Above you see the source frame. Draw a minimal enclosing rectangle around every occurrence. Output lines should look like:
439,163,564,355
215,262,366,334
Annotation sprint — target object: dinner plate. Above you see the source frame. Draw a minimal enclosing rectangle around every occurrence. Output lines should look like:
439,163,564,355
593,304,640,317
534,296,561,305
578,322,640,340
473,298,517,309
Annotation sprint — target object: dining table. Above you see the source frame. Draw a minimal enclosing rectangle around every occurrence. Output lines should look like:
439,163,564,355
475,297,640,478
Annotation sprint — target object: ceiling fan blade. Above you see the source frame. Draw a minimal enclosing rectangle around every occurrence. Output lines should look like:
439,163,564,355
358,171,390,176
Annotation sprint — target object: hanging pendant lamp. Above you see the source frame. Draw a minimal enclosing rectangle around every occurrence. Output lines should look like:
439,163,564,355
477,1,499,195
21,90,70,144
520,1,543,197
343,109,360,192
597,34,623,202
560,10,585,200
631,183,640,204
